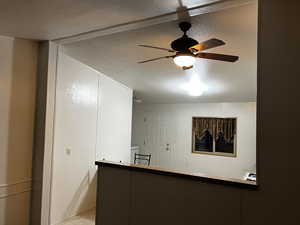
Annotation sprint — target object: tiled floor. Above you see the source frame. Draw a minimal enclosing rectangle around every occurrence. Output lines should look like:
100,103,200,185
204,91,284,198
58,209,95,225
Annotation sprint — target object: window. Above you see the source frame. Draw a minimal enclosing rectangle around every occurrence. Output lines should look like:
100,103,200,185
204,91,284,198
192,117,237,157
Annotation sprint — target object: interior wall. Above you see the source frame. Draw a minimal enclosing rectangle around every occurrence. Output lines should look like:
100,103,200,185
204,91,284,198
0,36,38,225
50,52,132,225
97,74,133,163
132,102,256,179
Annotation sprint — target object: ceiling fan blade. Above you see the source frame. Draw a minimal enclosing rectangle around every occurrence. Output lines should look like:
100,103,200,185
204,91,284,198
138,55,174,64
190,38,225,52
196,52,239,62
138,45,175,53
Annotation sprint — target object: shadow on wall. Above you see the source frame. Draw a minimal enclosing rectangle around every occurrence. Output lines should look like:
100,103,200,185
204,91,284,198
1,38,37,225
62,172,97,221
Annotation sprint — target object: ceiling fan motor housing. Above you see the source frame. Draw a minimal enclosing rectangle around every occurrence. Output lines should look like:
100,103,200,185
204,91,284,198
171,21,198,52
171,36,198,52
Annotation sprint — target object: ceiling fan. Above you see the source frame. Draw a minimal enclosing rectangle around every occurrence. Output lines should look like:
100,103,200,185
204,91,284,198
137,21,239,70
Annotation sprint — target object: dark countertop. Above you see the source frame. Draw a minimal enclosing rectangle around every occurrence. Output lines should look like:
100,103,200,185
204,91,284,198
95,160,258,189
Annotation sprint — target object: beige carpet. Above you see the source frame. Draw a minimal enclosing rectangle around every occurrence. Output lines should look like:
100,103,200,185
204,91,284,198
58,209,95,225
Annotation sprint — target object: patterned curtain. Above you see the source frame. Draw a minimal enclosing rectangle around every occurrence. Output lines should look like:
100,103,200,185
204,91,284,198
193,117,236,141
215,118,236,141
193,117,215,138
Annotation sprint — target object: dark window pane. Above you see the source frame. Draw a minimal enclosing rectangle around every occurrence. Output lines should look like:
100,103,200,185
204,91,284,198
215,132,234,153
195,130,213,152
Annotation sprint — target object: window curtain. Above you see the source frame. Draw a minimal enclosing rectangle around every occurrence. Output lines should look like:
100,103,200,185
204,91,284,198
193,118,215,138
193,118,236,141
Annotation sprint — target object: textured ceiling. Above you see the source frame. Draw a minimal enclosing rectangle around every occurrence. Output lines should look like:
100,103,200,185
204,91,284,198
0,0,227,40
63,3,257,104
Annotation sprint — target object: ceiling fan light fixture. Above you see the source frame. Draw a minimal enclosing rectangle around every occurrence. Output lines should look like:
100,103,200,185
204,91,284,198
173,54,196,68
137,22,238,66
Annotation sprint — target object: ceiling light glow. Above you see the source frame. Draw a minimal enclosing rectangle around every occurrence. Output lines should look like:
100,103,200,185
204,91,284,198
181,75,207,97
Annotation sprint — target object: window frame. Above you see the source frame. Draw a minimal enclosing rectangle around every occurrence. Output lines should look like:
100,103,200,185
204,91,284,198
191,117,237,158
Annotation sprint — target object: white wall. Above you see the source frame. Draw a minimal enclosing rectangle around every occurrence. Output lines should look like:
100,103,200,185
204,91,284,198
0,36,38,225
50,52,132,225
97,74,133,163
132,102,256,180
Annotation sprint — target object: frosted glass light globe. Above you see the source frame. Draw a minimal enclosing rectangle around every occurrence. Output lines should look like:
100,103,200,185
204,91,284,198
173,55,196,67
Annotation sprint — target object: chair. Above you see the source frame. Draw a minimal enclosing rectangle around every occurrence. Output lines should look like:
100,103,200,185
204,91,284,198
134,153,151,166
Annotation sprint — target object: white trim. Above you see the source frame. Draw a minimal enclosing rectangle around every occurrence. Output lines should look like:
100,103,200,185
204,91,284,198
47,42,60,225
0,189,32,199
0,179,32,199
0,35,15,40
0,178,32,188
54,0,255,44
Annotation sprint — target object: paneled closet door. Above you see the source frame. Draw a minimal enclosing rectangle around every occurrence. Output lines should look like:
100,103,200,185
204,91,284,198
142,110,174,169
